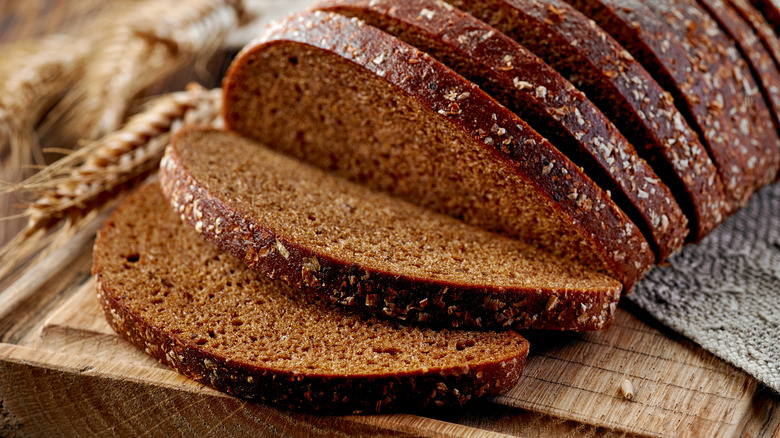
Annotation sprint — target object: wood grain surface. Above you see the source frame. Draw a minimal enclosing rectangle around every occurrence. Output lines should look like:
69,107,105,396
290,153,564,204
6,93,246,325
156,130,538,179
0,214,778,437
1,1,779,437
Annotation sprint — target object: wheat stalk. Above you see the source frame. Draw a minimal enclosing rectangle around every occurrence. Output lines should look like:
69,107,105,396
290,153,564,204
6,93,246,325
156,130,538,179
45,0,242,146
0,35,89,171
20,83,223,231
0,83,223,280
0,35,91,244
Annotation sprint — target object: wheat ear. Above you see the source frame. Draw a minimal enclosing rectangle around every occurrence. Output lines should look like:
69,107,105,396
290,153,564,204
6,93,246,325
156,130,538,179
0,35,90,244
45,0,242,147
0,83,223,281
0,35,89,179
19,83,223,232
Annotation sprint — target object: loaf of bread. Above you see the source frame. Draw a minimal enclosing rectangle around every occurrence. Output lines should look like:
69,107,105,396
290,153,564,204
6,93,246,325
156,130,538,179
733,0,780,91
569,0,779,211
223,10,654,289
94,0,780,414
93,183,530,414
160,127,623,331
652,0,779,193
750,0,780,35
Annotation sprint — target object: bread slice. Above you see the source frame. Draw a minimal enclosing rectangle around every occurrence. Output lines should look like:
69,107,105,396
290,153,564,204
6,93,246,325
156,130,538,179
698,0,780,135
313,0,687,262
732,0,780,176
731,0,780,78
567,0,777,211
223,11,654,289
159,127,624,331
646,0,780,194
93,183,530,414
442,0,726,242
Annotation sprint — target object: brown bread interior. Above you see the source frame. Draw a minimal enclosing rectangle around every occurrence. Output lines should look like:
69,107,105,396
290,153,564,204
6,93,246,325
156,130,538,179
96,185,526,373
169,128,619,292
314,0,688,262
94,183,529,412
444,0,728,240
225,41,621,280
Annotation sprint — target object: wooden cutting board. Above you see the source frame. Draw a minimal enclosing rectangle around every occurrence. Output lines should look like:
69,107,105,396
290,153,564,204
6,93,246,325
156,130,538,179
0,205,778,437
1,1,779,436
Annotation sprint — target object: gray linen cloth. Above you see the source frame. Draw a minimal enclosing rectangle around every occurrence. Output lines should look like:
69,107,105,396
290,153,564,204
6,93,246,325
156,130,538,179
629,182,780,391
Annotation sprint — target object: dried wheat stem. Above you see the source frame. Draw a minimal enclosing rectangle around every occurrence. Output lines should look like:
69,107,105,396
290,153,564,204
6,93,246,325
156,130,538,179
20,83,222,234
134,0,244,54
0,35,90,245
0,35,88,177
49,0,242,145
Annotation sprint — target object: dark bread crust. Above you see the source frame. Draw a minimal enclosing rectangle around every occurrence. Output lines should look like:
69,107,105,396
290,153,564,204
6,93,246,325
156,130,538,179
750,0,780,33
646,0,780,200
697,0,780,136
731,0,780,77
444,0,726,241
94,183,530,414
313,0,687,262
159,128,623,331
223,11,653,288
563,0,760,211
732,0,780,179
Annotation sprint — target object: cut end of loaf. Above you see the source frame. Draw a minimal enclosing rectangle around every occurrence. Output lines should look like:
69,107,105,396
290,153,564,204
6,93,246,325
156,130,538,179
93,183,529,414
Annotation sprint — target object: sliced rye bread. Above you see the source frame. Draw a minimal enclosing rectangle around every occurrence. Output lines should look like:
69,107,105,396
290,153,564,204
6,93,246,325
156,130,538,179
222,11,653,289
566,0,773,209
645,0,780,193
733,0,780,177
94,183,530,414
312,0,687,263
697,0,780,135
159,128,624,331
442,0,726,241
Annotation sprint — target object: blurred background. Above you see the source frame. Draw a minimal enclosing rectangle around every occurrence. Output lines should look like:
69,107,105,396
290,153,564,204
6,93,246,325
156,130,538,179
0,0,307,267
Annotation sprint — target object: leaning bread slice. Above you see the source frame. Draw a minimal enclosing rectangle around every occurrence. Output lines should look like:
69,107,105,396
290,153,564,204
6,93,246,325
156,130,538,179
566,0,775,211
731,0,780,83
750,0,780,33
313,0,687,262
698,0,780,135
444,0,727,240
159,128,623,331
646,0,780,195
94,183,530,414
223,11,653,289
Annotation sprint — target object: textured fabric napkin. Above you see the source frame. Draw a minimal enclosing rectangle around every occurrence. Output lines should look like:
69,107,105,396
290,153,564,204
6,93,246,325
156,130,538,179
629,182,780,392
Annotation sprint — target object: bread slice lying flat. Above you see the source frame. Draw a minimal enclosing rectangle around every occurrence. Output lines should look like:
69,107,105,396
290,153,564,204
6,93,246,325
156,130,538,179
159,128,623,331
93,183,530,414
444,0,727,240
222,11,653,289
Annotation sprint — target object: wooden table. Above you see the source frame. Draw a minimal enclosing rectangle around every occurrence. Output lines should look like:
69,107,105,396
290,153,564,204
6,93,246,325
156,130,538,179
1,1,779,436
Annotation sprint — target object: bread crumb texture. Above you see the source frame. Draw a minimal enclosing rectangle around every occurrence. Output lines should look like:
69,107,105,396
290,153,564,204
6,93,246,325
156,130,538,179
222,11,655,288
